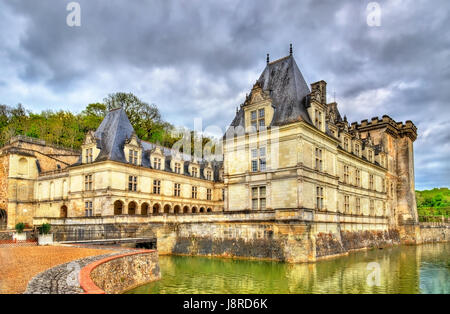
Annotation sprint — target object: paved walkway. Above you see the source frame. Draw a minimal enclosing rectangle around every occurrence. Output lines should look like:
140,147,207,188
0,246,117,294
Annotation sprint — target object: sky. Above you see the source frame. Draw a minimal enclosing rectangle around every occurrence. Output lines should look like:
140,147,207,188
0,0,449,190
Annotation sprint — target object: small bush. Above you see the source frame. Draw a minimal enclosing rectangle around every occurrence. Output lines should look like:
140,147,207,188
15,222,25,233
39,223,51,235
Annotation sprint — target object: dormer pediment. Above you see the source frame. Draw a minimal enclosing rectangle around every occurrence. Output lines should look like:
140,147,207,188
125,133,140,148
83,131,97,146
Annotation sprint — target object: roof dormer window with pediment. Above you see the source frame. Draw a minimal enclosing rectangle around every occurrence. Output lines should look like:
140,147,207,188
124,133,142,166
81,131,100,164
149,146,165,170
244,82,274,133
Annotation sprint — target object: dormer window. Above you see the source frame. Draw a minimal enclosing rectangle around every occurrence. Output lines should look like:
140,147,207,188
251,110,257,129
354,144,360,157
368,150,374,162
85,148,93,163
153,157,162,170
192,167,198,177
315,109,323,130
344,138,349,151
129,150,138,165
174,162,181,174
206,170,212,180
258,108,265,129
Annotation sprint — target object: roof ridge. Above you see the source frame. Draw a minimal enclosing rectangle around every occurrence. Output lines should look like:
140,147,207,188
268,55,290,65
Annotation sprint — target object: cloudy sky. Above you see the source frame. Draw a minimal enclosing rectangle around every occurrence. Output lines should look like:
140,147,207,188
0,0,449,190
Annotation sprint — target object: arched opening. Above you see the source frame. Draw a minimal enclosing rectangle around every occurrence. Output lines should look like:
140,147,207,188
153,203,161,214
174,205,181,214
128,201,137,215
183,206,190,214
207,208,212,213
192,206,198,213
18,157,27,175
200,207,205,213
114,200,123,215
141,203,149,216
0,209,7,230
164,204,171,214
60,205,68,218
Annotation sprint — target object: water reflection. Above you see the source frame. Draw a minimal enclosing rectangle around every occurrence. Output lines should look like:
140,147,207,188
127,243,449,294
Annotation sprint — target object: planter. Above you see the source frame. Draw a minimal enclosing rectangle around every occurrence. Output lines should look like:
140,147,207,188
13,232,27,241
38,234,53,246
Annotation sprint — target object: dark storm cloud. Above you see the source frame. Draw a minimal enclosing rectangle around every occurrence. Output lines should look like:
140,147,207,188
0,0,449,189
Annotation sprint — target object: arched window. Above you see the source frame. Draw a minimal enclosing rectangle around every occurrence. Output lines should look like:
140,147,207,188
141,203,149,216
0,209,7,230
114,200,123,215
174,205,181,214
183,206,190,214
60,205,68,218
128,202,137,215
164,204,171,214
152,203,161,214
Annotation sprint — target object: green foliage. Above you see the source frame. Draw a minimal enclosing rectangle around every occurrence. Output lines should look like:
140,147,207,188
0,93,192,150
416,188,450,218
39,223,51,235
15,222,25,233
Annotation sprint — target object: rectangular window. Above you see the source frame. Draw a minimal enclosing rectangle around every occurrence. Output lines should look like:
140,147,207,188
251,147,266,172
128,176,137,192
355,144,360,156
251,110,257,130
174,163,181,174
316,186,324,210
207,188,212,201
369,174,374,190
192,186,198,199
368,150,373,162
315,148,323,172
343,165,350,184
128,150,138,165
153,157,161,170
344,195,350,213
258,108,265,129
356,198,361,215
206,170,212,180
344,138,349,151
174,183,181,197
84,174,93,191
85,201,93,217
315,109,322,129
251,186,266,210
85,148,93,163
191,167,198,177
370,200,375,216
356,169,361,187
153,180,161,194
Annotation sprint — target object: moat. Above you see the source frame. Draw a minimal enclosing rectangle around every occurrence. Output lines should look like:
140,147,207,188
127,242,449,294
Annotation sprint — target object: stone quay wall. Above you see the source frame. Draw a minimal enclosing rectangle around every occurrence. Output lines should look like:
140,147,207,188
80,250,160,294
34,210,449,263
419,223,449,243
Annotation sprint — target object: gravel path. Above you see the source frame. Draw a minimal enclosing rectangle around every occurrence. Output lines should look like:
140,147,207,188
0,245,117,294
24,252,121,294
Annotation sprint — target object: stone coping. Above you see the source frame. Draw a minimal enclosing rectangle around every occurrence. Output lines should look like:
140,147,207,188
79,249,156,294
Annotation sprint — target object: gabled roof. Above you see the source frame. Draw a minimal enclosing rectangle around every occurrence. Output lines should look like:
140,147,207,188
94,108,135,163
257,55,311,125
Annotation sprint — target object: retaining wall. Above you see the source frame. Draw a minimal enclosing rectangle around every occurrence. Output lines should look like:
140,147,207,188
80,250,160,294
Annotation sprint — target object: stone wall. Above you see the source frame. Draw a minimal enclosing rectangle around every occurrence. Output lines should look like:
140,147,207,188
314,229,400,258
84,250,160,294
419,224,449,243
0,155,9,227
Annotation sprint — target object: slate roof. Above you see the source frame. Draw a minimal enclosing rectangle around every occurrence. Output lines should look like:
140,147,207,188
94,107,135,163
90,107,223,181
228,54,312,131
258,55,312,126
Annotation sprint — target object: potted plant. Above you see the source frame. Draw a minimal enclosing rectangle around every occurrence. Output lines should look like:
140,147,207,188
38,223,53,246
13,222,27,241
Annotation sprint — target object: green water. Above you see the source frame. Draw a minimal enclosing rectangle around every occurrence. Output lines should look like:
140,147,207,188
128,243,450,294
